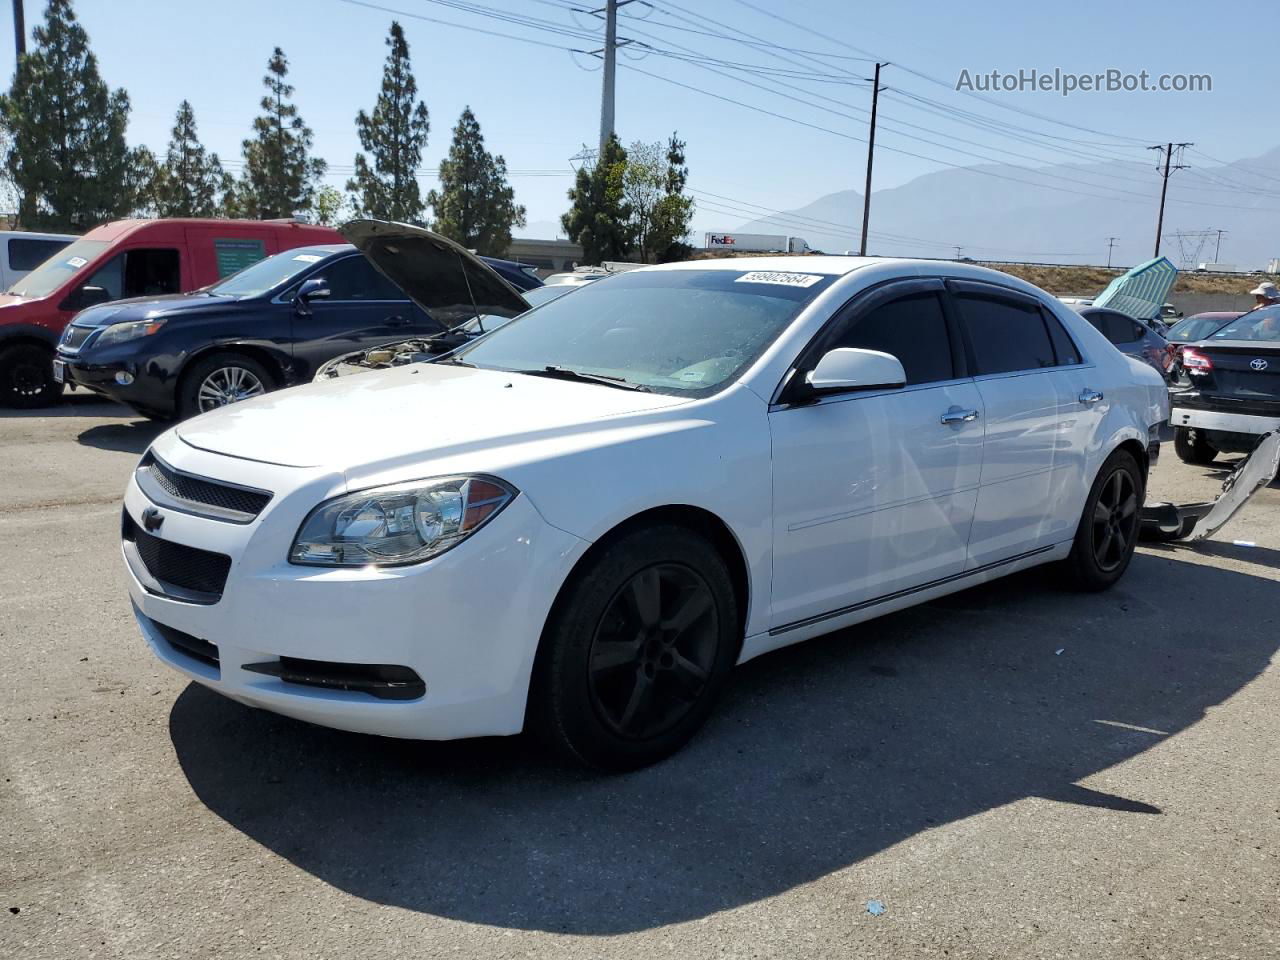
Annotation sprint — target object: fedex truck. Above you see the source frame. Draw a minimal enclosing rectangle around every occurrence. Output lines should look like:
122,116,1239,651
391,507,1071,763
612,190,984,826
704,232,811,254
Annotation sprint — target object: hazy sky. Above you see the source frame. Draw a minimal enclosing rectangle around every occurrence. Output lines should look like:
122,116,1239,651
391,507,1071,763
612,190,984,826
0,0,1270,241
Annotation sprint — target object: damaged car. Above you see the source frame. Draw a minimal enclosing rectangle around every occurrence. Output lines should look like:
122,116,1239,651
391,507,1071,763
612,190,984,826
1171,304,1280,464
123,221,1170,770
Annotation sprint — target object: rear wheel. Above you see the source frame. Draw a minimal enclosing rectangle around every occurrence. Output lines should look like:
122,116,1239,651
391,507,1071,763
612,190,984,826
1065,449,1143,591
528,525,740,771
0,342,61,408
178,352,273,419
1173,426,1217,465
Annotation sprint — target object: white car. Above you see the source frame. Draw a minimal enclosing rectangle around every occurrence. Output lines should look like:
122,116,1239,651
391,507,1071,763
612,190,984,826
123,223,1169,770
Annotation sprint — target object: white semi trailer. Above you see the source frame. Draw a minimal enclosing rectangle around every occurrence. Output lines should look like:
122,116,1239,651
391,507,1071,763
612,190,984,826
704,232,811,254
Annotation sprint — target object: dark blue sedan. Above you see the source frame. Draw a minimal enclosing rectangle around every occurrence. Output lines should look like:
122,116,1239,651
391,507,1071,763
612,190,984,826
55,244,525,420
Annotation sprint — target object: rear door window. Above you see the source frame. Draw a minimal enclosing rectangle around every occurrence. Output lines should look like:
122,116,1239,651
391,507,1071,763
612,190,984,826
955,292,1057,374
1042,309,1082,365
1087,310,1142,345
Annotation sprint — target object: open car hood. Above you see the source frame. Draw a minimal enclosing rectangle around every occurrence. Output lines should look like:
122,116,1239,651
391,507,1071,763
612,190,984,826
340,220,529,330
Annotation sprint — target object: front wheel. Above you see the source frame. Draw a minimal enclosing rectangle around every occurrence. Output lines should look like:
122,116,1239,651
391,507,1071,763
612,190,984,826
1173,426,1217,466
528,525,741,771
178,352,274,419
1064,449,1143,591
0,342,62,408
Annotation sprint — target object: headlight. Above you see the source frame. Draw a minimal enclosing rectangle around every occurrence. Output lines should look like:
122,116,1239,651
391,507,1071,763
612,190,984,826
289,476,516,567
94,318,167,347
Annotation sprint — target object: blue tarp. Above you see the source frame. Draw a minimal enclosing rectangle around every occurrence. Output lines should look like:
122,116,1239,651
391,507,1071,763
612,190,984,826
1092,256,1178,320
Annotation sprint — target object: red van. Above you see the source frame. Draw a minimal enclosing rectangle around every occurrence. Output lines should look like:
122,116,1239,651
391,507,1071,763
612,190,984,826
0,218,341,407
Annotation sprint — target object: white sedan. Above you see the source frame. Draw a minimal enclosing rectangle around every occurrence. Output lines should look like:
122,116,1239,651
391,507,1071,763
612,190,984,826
123,223,1169,770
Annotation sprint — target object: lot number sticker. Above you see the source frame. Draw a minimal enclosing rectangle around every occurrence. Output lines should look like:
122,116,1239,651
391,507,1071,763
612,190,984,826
734,271,822,288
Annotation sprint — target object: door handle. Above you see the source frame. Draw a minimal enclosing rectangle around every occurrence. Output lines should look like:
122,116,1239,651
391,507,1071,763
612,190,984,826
940,407,979,425
386,315,410,326
1079,389,1104,405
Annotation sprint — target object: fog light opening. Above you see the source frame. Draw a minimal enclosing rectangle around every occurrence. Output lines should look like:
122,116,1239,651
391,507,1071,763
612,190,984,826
114,371,135,386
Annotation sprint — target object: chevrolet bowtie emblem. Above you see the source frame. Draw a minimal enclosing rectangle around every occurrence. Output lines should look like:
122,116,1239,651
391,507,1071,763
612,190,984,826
141,506,165,533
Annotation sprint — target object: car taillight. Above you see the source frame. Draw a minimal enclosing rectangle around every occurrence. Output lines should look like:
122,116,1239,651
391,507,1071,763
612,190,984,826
1182,348,1213,373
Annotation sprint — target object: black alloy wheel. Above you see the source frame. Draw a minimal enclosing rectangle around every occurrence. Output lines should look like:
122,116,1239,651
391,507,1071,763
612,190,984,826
1089,467,1139,572
587,563,719,740
528,524,740,770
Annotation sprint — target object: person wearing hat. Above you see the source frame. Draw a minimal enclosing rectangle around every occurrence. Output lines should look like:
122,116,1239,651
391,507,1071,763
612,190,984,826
1247,281,1280,310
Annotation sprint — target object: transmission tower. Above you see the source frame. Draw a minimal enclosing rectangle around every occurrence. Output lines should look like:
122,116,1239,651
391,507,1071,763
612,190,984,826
1165,229,1214,270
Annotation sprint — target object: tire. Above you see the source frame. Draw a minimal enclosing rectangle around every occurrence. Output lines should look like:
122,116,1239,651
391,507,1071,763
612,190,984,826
0,342,61,409
1064,448,1144,591
178,352,274,419
1173,426,1217,466
527,524,741,771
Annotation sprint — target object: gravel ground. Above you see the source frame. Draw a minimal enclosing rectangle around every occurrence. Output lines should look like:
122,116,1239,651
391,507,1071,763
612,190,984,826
2,396,1277,960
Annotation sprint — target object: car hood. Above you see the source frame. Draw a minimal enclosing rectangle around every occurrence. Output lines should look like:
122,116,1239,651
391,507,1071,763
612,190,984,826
340,220,530,330
70,293,228,328
174,362,690,469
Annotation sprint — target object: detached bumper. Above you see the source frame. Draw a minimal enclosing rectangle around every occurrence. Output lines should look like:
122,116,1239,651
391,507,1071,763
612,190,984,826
124,441,588,740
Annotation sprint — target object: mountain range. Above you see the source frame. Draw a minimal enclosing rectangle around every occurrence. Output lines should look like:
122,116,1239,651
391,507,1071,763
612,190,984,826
727,146,1280,271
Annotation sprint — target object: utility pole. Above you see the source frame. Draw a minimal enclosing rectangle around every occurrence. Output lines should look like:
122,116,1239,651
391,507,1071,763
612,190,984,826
1149,142,1191,259
1214,228,1227,262
1106,236,1118,269
12,0,24,61
858,62,887,257
590,0,639,158
597,0,617,158
953,245,963,260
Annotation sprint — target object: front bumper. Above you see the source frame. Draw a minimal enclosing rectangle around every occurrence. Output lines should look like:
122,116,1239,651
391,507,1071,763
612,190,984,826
56,349,168,411
125,432,588,740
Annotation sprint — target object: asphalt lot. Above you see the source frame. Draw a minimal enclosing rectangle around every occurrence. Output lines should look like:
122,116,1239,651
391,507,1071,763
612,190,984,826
2,395,1278,960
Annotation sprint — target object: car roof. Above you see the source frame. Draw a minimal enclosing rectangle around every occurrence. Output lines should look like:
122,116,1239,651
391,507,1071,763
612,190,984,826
80,218,343,243
630,256,1069,301
648,255,877,276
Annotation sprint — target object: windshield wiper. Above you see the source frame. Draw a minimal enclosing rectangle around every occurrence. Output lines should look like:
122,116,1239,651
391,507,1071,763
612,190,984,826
516,365,650,392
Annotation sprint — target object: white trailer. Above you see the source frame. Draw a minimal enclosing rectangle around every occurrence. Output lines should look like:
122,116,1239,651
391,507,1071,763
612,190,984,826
704,232,811,254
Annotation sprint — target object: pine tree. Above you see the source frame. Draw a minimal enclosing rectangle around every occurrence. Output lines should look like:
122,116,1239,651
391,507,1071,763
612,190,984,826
428,107,525,255
0,0,144,230
561,135,631,264
655,131,695,262
153,101,228,218
239,47,326,219
347,22,429,223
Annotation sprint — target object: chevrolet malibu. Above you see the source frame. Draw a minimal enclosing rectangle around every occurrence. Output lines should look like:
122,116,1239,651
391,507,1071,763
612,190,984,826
124,222,1169,770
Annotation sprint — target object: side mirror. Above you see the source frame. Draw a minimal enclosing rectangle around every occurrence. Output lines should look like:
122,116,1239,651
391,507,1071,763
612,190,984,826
60,285,111,313
295,278,331,310
800,347,906,398
293,280,327,302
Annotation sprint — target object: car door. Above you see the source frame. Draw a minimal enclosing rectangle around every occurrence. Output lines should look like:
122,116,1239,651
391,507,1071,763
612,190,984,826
1037,305,1107,543
289,254,438,377
768,279,985,632
948,281,1072,567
